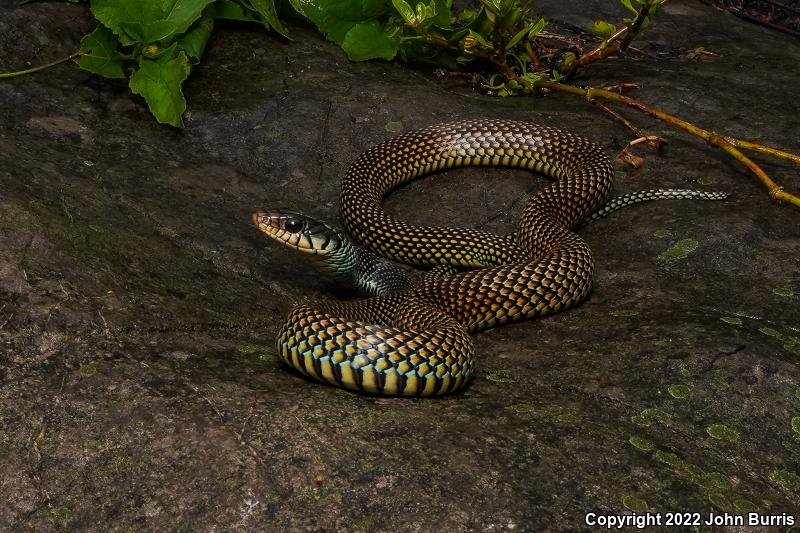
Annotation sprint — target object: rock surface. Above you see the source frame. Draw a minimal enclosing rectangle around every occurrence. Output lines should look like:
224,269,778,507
1,1,799,531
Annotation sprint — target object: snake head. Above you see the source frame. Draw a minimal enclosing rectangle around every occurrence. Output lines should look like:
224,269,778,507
252,210,342,256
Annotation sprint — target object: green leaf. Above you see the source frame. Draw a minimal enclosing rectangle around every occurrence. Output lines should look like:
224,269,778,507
362,0,390,18
287,0,306,16
506,24,529,50
466,29,491,48
529,16,547,37
297,0,390,46
521,72,541,83
413,0,450,27
619,0,638,15
591,19,617,39
91,0,214,45
179,4,215,63
415,0,436,24
161,0,216,35
248,0,289,37
506,17,544,50
129,52,192,127
78,25,125,78
458,8,478,23
480,0,504,14
392,0,416,25
341,20,399,61
141,41,178,60
216,0,259,22
91,0,160,44
118,20,177,44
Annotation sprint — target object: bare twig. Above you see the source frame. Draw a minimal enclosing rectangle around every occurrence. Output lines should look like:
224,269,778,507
589,98,666,150
97,310,110,337
761,0,800,16
726,6,800,39
729,139,800,165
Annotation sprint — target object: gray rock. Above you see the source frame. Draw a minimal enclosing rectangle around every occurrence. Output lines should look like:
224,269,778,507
1,1,798,530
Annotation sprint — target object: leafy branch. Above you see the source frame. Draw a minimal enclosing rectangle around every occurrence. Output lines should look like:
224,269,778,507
2,0,798,207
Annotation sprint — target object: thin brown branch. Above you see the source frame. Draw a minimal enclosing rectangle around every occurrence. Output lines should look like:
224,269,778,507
562,0,669,75
726,6,800,39
730,139,800,165
500,68,799,207
761,0,800,16
589,98,666,150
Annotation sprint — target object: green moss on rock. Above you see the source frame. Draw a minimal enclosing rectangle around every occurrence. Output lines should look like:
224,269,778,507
47,506,72,530
772,287,794,298
657,238,699,262
758,326,782,338
706,423,740,442
628,436,655,451
667,384,691,399
733,499,760,514
485,369,518,384
631,407,672,427
768,469,800,492
610,309,639,317
79,363,98,378
622,494,649,511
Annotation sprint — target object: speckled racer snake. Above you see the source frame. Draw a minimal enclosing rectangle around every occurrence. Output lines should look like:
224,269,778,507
253,119,725,396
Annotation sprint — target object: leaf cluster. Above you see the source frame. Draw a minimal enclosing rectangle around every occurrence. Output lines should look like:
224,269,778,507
72,0,663,126
79,0,287,126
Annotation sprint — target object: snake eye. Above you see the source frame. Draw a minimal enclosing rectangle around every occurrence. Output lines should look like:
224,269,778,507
284,217,304,233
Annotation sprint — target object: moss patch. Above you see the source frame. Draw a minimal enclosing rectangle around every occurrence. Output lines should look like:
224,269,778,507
631,407,672,427
485,369,519,384
732,499,760,514
238,343,271,355
622,494,649,511
384,121,403,132
772,287,794,298
47,506,72,530
79,363,98,378
509,403,536,414
657,238,699,262
652,228,672,239
757,326,782,338
628,436,655,451
784,337,800,356
768,469,800,492
706,423,740,442
667,384,691,399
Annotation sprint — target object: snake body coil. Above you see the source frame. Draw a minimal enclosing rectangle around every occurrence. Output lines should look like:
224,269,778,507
255,119,618,396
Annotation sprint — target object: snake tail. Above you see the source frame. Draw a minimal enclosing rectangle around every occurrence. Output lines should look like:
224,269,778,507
581,188,729,226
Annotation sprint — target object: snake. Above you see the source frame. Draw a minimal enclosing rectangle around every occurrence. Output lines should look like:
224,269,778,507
253,119,726,396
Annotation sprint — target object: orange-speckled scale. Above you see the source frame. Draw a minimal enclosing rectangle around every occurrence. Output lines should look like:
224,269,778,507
276,120,613,396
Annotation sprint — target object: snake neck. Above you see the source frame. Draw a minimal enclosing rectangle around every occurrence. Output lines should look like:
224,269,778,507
317,236,412,296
